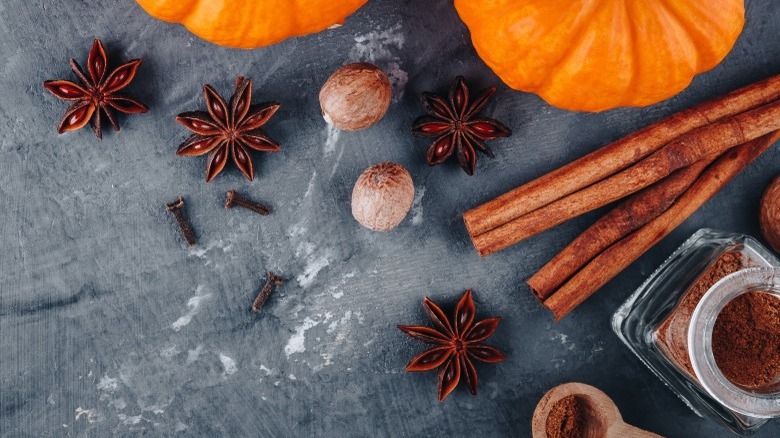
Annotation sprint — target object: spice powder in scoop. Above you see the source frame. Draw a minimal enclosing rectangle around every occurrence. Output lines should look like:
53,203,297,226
545,394,588,438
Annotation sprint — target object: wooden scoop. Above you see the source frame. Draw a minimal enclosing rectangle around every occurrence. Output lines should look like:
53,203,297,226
531,382,662,438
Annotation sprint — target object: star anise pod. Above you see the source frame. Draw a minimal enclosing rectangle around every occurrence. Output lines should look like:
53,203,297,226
411,76,511,175
43,39,148,140
398,290,506,402
176,77,281,182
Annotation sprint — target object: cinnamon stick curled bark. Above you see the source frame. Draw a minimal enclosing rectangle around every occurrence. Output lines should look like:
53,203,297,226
463,74,780,238
528,157,712,301
542,130,780,321
473,100,780,256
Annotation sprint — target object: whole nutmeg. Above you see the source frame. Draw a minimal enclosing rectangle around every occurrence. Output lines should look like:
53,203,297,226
760,175,780,252
352,162,414,232
319,63,392,131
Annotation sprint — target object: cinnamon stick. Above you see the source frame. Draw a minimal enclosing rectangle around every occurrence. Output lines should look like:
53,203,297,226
528,158,712,301
542,130,780,320
473,100,780,256
464,74,780,237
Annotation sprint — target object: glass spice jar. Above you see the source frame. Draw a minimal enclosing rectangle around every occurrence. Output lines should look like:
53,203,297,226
612,229,780,435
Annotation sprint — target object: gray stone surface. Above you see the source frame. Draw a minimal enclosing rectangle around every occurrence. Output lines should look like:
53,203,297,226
1,0,779,436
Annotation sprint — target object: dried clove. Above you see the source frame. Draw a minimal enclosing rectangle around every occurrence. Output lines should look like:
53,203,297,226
225,190,271,216
252,271,284,313
166,196,196,246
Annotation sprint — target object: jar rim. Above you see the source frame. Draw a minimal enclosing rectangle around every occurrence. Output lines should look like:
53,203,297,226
688,267,780,418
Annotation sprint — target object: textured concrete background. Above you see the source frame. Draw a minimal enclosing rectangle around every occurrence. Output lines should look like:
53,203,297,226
1,0,779,436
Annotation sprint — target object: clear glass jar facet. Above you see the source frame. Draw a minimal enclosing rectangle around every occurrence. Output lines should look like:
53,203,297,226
612,229,780,435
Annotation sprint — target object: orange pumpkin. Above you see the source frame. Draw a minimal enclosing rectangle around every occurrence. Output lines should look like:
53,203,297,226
454,0,745,112
135,0,368,49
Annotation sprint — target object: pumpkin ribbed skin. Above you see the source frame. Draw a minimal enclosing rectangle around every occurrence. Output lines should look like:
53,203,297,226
136,0,368,49
454,0,745,112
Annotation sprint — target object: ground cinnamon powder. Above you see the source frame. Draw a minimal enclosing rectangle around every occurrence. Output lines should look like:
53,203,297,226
655,251,750,379
545,395,587,438
713,291,780,389
655,251,780,389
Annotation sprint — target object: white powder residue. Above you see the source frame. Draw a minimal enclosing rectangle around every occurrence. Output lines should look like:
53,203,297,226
288,374,297,381
410,186,426,225
327,311,352,334
97,375,129,416
171,287,212,331
288,171,340,288
322,122,349,179
142,403,166,415
330,271,356,299
75,407,100,423
308,310,363,371
186,345,203,365
328,141,347,180
323,124,341,156
109,398,127,411
384,63,409,100
350,24,408,100
187,239,231,259
259,365,273,376
296,250,334,288
288,224,307,238
295,241,316,258
551,332,575,351
188,247,209,258
303,171,318,200
219,353,238,376
285,316,323,357
117,414,143,425
96,376,118,393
